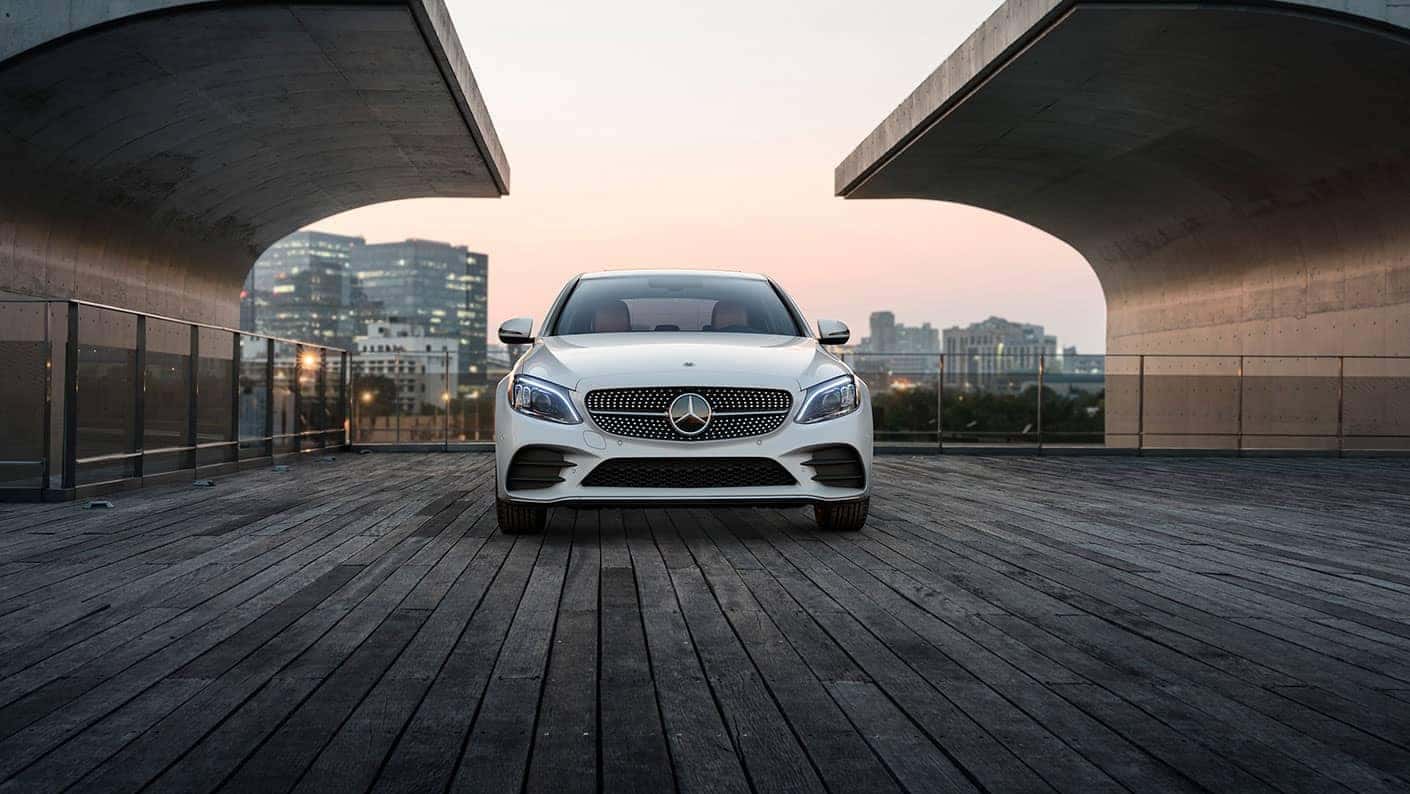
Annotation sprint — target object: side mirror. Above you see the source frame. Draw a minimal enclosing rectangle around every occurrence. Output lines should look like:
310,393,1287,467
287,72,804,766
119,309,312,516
498,317,535,345
817,319,850,346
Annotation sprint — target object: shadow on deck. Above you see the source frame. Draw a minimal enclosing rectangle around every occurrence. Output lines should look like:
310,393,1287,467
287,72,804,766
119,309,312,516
0,454,1408,792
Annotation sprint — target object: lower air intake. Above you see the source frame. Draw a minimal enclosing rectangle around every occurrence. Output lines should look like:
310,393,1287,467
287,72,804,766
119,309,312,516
582,458,796,489
506,447,575,491
801,445,866,489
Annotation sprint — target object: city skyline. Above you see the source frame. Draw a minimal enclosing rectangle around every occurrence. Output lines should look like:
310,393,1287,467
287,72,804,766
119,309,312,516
303,0,1106,353
247,230,1093,354
242,232,490,390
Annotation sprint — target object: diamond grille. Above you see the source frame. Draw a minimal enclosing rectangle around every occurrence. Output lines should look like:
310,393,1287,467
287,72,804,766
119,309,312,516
585,386,793,441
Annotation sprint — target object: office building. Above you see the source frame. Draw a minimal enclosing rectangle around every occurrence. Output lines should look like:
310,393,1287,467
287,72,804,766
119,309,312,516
943,316,1058,389
351,240,488,390
243,231,365,348
351,320,459,414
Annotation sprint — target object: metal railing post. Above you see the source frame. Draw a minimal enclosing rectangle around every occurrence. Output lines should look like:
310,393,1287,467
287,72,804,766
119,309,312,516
41,304,53,492
264,338,274,459
1137,354,1145,454
292,345,302,454
341,351,349,448
1037,352,1044,451
1337,355,1346,457
133,315,146,480
1236,355,1245,455
62,302,78,490
394,351,402,443
189,326,200,476
937,353,944,453
316,349,327,450
231,333,241,462
444,349,451,450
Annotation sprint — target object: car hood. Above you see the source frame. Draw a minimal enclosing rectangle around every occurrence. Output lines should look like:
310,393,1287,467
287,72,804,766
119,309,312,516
515,333,850,392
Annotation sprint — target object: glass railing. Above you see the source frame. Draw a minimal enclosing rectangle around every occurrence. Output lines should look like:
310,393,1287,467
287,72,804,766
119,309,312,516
839,351,1410,452
6,303,1406,500
349,349,495,446
0,299,349,499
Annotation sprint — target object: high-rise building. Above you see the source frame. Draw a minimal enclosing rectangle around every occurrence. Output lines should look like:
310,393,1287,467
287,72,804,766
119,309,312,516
242,233,490,391
942,316,1058,388
351,240,488,389
868,311,898,354
855,311,940,372
242,231,365,348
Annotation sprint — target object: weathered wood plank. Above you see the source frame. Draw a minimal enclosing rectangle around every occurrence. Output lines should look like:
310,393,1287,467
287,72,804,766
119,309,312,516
0,453,1407,793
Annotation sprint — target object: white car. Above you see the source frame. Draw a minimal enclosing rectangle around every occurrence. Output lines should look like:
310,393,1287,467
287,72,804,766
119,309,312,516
493,270,872,534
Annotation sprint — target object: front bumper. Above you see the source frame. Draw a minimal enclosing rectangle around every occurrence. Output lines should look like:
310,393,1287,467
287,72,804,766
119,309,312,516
494,387,872,505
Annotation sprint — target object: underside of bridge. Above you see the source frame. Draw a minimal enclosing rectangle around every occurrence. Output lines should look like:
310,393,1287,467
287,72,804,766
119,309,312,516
0,0,508,327
837,0,1410,357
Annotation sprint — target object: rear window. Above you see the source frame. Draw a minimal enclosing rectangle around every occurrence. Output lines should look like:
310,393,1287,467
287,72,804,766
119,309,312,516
550,275,804,337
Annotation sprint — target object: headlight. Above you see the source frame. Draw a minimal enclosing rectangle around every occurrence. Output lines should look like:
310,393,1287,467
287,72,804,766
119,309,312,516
508,374,582,424
795,374,860,424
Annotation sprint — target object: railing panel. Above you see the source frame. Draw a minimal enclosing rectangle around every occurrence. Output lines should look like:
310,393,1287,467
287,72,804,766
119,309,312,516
329,352,347,445
1141,356,1240,449
351,353,399,444
272,342,298,454
405,353,448,445
1242,356,1341,450
849,354,939,447
942,353,1040,448
1043,353,1124,447
143,318,193,474
196,327,236,466
239,336,270,457
297,345,325,449
0,302,49,488
449,385,492,442
1101,354,1142,447
75,305,139,485
1343,357,1410,451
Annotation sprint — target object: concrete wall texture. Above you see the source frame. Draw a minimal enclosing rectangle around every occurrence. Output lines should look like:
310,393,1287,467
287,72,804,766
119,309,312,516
837,0,1410,359
0,1,508,327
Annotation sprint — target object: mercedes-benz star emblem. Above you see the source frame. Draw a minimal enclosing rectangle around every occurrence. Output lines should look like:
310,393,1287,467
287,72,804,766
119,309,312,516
668,392,712,436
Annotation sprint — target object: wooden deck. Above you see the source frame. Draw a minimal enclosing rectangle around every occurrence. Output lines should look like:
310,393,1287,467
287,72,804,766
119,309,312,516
1,454,1408,793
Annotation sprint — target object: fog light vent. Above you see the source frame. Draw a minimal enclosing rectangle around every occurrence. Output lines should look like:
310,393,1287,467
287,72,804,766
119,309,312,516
506,447,575,491
801,445,865,489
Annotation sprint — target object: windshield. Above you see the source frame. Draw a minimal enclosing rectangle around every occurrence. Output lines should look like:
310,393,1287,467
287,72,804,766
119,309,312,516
550,274,805,336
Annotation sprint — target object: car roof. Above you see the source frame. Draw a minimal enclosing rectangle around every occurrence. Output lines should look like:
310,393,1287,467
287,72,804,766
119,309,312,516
577,268,767,282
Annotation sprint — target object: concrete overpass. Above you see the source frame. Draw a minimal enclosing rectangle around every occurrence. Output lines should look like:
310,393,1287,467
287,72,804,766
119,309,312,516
0,0,508,327
837,0,1410,358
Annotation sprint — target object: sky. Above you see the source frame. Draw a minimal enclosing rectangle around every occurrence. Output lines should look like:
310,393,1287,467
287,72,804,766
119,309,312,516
308,0,1106,351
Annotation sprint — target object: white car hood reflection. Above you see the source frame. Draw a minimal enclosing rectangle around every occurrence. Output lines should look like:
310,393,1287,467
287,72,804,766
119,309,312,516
515,333,849,392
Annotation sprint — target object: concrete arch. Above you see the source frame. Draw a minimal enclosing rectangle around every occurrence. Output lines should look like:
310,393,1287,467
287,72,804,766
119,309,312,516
837,0,1410,356
0,0,508,325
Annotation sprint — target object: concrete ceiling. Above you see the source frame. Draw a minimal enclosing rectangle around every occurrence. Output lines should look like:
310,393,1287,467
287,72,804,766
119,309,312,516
834,1,1410,355
0,0,509,324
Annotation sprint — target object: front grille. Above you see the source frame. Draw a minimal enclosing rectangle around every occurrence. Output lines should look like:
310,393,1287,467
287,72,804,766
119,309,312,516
581,458,797,489
585,386,792,441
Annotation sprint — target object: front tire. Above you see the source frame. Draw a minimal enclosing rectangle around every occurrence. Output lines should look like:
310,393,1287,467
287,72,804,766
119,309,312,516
814,497,869,531
497,497,548,534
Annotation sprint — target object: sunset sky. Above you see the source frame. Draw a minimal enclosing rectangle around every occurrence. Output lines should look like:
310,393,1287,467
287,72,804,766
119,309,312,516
308,0,1106,352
